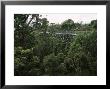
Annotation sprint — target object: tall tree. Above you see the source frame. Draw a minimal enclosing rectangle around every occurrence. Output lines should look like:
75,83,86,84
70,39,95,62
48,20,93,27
61,19,75,31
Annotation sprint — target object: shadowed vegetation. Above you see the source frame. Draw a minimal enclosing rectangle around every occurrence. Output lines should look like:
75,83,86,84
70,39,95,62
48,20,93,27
14,14,97,76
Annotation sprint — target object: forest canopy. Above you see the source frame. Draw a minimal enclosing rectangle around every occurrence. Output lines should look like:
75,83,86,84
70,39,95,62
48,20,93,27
14,14,97,76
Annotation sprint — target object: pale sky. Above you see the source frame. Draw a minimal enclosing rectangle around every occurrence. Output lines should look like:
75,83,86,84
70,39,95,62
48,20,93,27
40,13,97,24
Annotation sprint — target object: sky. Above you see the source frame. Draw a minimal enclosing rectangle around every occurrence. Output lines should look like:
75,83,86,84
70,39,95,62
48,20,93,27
40,13,97,24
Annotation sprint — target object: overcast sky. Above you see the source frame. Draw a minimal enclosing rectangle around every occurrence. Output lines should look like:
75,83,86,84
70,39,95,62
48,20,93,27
40,13,97,24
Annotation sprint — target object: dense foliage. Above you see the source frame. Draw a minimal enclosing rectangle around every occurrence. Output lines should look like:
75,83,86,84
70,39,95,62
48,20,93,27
14,14,97,76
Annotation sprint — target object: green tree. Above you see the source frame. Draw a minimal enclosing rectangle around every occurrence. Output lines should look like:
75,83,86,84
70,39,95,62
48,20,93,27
68,30,97,75
43,53,59,75
90,20,97,29
14,14,36,48
61,19,75,31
